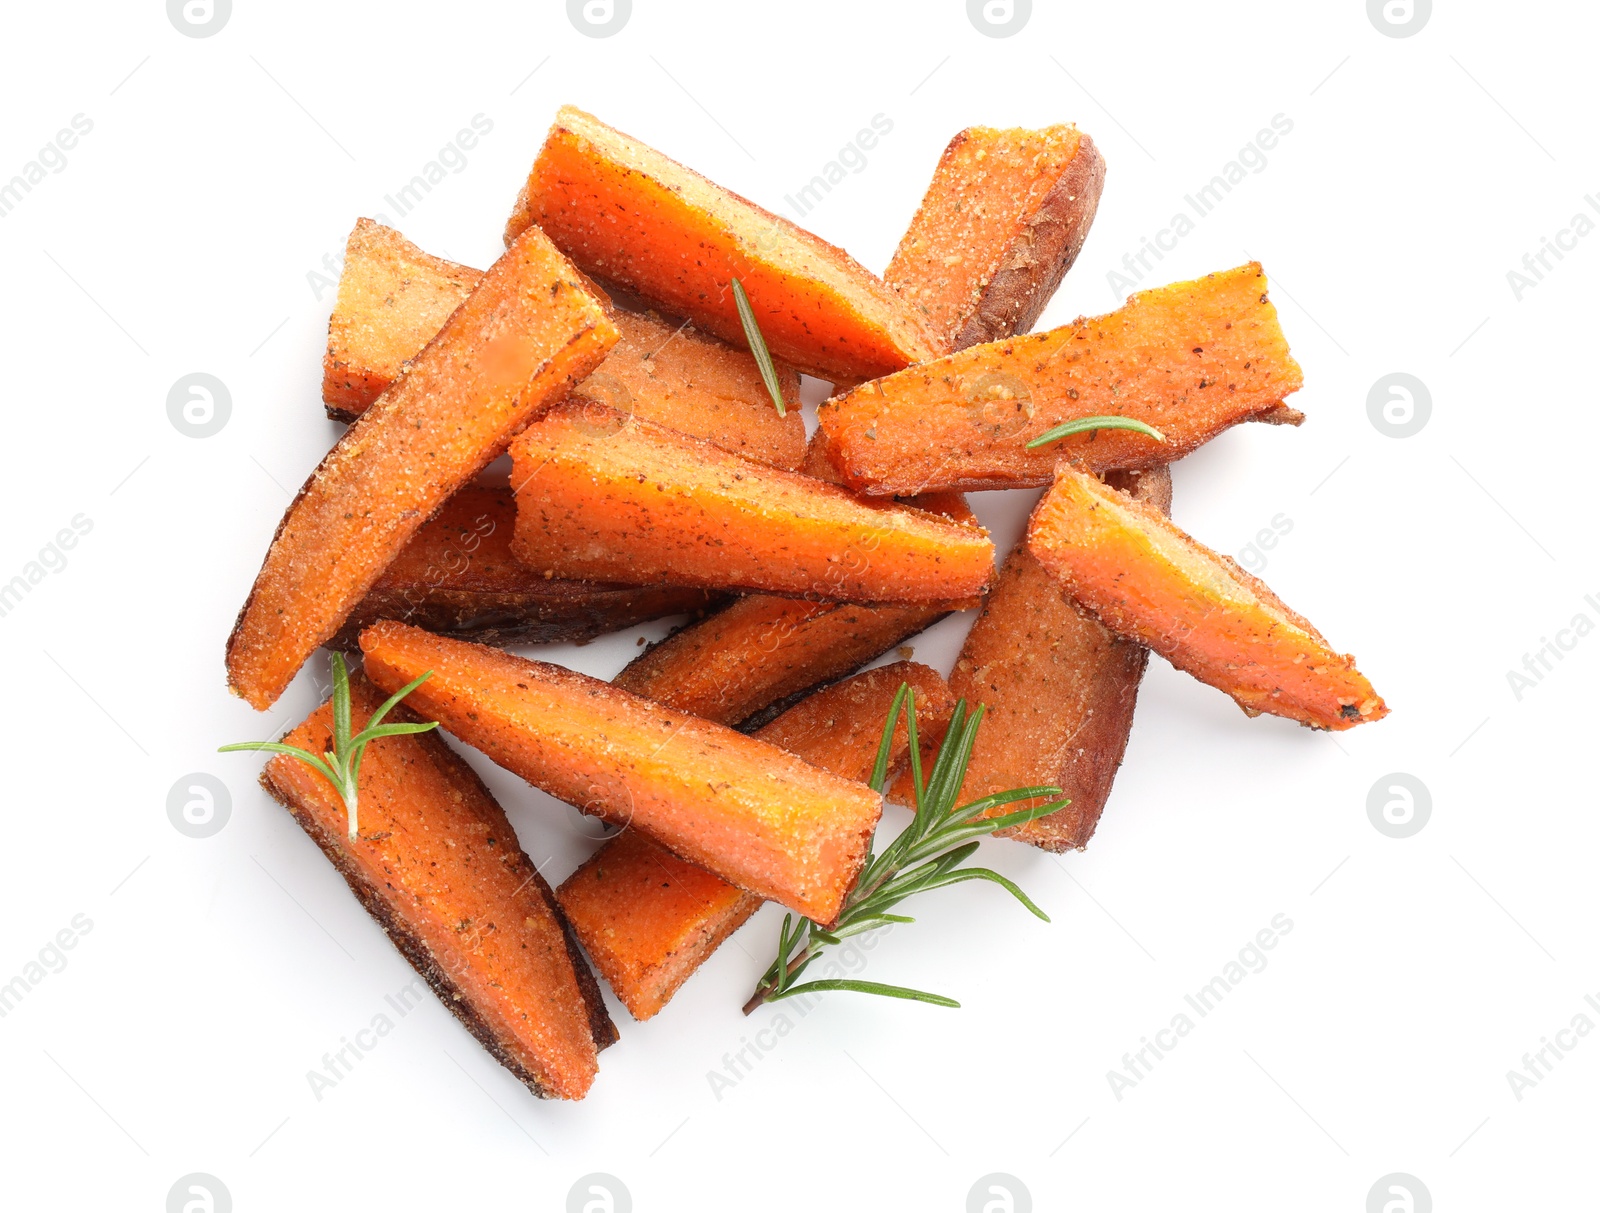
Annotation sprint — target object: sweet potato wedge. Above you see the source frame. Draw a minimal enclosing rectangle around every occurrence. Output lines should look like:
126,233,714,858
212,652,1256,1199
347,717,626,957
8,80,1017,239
260,672,615,1100
504,105,938,381
814,262,1305,495
328,484,715,650
360,622,883,924
613,595,947,729
948,467,1170,850
227,226,617,710
887,125,1105,354
322,218,481,419
508,403,994,604
756,660,956,783
557,663,955,1020
322,221,806,469
802,432,982,526
1027,466,1387,730
583,307,804,470
556,831,761,1023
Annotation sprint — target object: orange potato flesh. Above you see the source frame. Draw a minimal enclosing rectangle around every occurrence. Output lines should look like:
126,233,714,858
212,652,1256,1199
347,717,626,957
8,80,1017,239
321,220,806,469
947,467,1171,850
613,595,947,728
322,218,480,419
557,663,955,1020
555,831,761,1023
261,673,615,1100
504,105,938,381
588,308,805,470
360,622,883,924
1027,466,1387,730
815,262,1305,495
508,403,994,603
226,226,617,710
887,125,1105,354
329,483,716,650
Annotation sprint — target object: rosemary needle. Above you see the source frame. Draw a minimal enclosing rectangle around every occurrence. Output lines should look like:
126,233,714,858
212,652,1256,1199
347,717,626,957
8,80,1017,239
743,683,1069,1014
1026,415,1167,449
731,277,788,417
219,652,438,840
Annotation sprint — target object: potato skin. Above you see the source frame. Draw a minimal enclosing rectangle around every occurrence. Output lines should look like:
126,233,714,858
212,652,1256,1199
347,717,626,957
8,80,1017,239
329,583,716,652
951,132,1106,350
950,467,1170,851
886,125,1106,355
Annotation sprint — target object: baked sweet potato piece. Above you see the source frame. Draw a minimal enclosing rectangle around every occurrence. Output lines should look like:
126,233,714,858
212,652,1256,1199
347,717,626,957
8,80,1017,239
322,221,806,469
556,831,761,1023
814,262,1305,495
504,105,938,381
948,467,1170,850
508,403,994,604
261,672,615,1100
756,661,956,783
887,125,1105,354
227,227,617,710
557,663,955,1020
586,307,804,470
322,218,481,419
613,595,947,729
328,484,715,650
360,622,883,924
1028,466,1387,730
801,433,980,523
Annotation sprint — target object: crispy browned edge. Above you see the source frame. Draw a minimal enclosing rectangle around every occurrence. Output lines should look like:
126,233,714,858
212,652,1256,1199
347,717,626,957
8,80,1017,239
948,131,1107,351
327,585,721,651
259,709,617,1099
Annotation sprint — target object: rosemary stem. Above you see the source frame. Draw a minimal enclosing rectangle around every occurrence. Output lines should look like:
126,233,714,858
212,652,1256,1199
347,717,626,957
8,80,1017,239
742,942,819,1016
740,686,1068,1014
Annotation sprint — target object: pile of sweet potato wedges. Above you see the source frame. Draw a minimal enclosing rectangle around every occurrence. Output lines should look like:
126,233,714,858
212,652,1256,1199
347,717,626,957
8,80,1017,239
226,106,1385,1100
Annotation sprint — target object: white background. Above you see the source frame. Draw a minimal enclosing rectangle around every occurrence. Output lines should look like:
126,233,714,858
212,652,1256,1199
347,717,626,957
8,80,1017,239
1,1,1595,1209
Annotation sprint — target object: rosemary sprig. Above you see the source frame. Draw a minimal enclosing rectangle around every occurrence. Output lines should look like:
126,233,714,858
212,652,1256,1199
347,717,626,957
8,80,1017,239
219,652,438,840
743,684,1069,1014
730,276,788,417
1026,415,1167,449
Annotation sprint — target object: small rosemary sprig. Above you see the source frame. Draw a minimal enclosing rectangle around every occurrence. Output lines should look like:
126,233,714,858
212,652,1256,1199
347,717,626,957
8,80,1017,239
219,652,438,840
743,684,1069,1015
1026,415,1167,449
730,276,788,417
